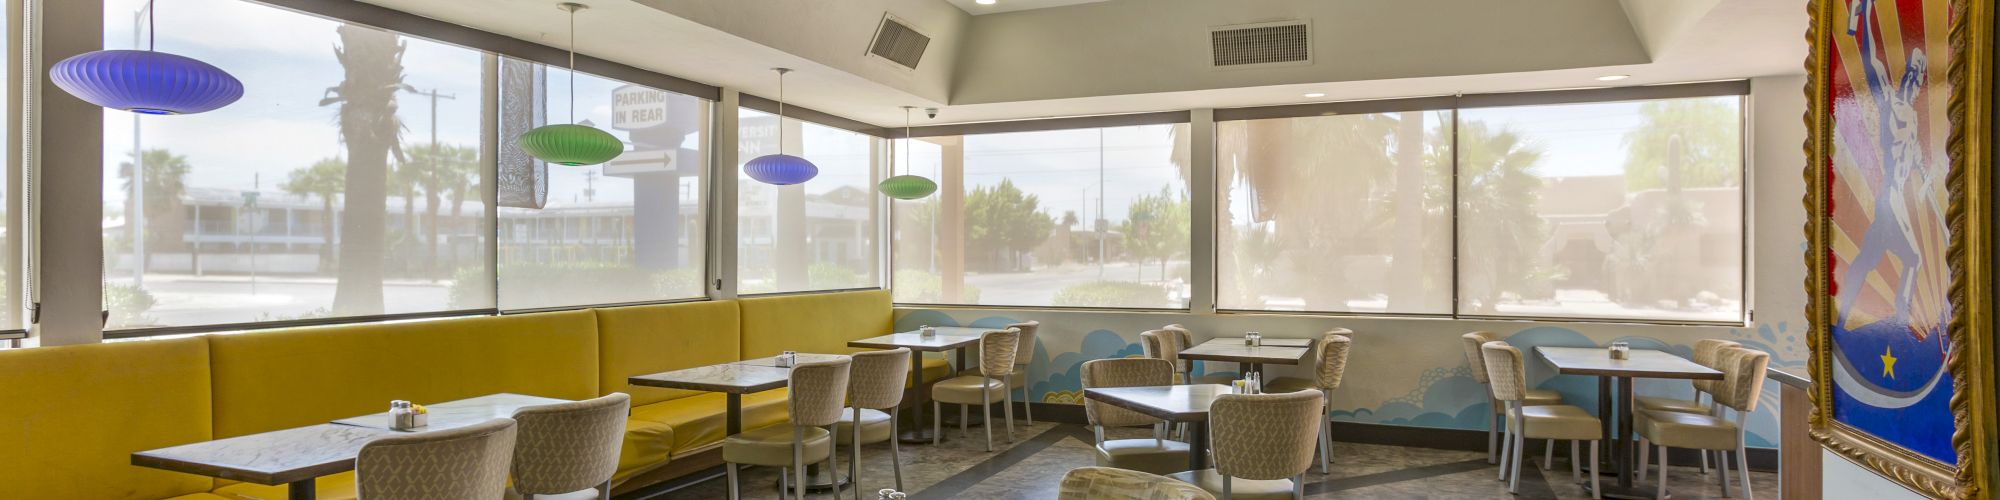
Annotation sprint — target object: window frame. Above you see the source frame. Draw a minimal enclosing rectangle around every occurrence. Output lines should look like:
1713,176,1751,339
733,96,891,295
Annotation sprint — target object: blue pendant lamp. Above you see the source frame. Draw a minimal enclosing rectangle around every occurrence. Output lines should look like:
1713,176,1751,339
49,0,242,115
879,106,937,199
515,3,623,167
744,68,819,185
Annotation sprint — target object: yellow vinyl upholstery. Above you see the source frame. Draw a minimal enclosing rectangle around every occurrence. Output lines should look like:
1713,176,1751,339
738,290,894,359
595,301,744,408
0,337,216,500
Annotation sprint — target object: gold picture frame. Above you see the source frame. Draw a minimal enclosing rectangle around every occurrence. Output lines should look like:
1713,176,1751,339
1803,0,1995,498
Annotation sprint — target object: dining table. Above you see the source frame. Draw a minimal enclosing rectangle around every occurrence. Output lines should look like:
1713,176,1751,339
1083,384,1233,471
847,327,990,442
1535,346,1723,500
130,393,569,500
628,353,854,492
1179,337,1314,377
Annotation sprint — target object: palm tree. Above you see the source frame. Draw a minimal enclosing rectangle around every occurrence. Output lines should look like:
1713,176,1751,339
117,149,193,266
319,23,411,315
282,158,346,268
1444,120,1549,313
402,142,478,278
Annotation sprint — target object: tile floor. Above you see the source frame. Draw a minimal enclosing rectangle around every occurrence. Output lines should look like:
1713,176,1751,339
636,421,1779,499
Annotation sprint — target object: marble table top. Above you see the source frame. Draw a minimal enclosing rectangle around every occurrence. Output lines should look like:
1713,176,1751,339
332,393,568,432
1084,384,1234,422
848,332,983,351
734,352,851,368
1198,337,1317,348
1178,341,1311,365
1536,346,1723,380
133,424,390,485
629,362,795,393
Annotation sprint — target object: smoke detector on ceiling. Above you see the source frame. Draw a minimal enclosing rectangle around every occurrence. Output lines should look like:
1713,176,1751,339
1209,20,1311,69
868,14,932,70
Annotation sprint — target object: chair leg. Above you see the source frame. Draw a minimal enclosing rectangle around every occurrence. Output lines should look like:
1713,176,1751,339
1637,438,1651,481
1292,474,1304,499
960,404,970,439
1508,428,1525,494
1589,441,1601,500
890,413,905,491
1701,448,1711,475
851,410,863,500
1487,412,1500,464
1318,414,1332,474
794,428,807,500
933,401,942,447
981,390,994,451
1222,475,1232,500
1496,421,1513,481
598,480,611,500
1543,438,1554,470
1571,440,1581,480
1003,386,1016,442
777,467,787,500
1656,445,1669,500
1719,446,1732,496
1736,444,1753,500
726,462,741,500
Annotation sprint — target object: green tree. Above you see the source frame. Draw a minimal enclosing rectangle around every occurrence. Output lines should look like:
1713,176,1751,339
117,149,193,263
1444,120,1551,312
964,179,1053,271
320,23,411,315
281,158,347,266
1621,98,1741,191
1121,186,1190,280
401,142,478,278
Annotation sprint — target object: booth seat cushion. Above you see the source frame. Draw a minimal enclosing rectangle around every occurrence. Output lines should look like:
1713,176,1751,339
172,494,246,500
629,390,791,455
0,337,216,500
210,471,356,500
208,310,601,438
613,419,677,482
738,290,894,359
595,301,743,407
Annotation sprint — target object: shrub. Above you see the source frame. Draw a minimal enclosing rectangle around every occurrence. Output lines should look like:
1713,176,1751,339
1051,281,1167,308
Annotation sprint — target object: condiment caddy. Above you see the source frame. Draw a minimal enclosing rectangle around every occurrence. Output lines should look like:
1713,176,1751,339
388,400,428,431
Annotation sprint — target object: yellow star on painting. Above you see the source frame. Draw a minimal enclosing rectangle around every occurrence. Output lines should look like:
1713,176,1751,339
1880,346,1898,380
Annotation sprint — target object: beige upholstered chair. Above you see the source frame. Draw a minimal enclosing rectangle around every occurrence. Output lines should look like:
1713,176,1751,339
1636,347,1769,499
1460,331,1563,464
1636,338,1741,475
1264,333,1350,474
1080,358,1190,475
1059,466,1216,500
1163,324,1232,384
1008,321,1041,425
355,417,517,500
509,393,630,500
836,348,912,499
723,356,853,500
1481,341,1602,498
932,328,1020,451
1168,390,1323,500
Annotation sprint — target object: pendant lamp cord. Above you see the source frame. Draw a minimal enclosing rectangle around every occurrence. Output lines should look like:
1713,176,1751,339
147,0,156,51
567,6,576,124
902,107,912,175
776,70,787,154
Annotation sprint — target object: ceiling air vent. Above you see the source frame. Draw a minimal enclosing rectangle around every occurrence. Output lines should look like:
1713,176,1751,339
1209,20,1311,69
868,14,931,70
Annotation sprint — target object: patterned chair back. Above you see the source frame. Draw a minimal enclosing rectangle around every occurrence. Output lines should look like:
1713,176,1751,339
849,348,912,410
1311,335,1352,390
1057,466,1216,500
356,417,517,500
1007,321,1041,368
789,357,854,427
1715,347,1771,413
1479,341,1528,403
1209,390,1324,481
509,393,630,496
1691,339,1742,396
1080,358,1174,428
978,328,1022,378
1163,325,1196,374
1323,328,1354,339
1460,331,1503,384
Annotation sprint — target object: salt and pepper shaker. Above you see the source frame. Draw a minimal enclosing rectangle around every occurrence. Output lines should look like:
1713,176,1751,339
389,400,428,430
919,325,936,338
779,350,798,367
1246,331,1263,347
1608,342,1631,360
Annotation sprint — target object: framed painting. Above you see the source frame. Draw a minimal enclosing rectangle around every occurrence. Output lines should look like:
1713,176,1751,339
1803,0,1995,497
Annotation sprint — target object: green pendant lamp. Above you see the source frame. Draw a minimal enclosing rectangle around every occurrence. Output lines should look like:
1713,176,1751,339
878,106,938,200
516,3,622,166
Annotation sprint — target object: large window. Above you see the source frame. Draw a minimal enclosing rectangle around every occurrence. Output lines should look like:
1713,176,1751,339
1457,97,1744,322
102,0,492,329
494,61,708,310
891,124,1192,309
1217,111,1454,314
737,109,879,295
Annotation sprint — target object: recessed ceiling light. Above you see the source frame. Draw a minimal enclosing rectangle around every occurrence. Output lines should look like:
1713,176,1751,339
976,0,996,4
1302,92,1326,98
1596,74,1630,81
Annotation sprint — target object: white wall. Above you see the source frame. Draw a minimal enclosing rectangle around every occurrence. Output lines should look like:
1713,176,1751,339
1822,449,1927,500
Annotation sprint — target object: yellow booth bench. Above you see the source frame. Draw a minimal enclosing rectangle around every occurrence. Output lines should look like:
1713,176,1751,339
0,289,945,500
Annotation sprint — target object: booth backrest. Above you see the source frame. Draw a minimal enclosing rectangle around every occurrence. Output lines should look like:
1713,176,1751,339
738,290,894,359
595,300,743,407
207,310,601,438
0,337,215,500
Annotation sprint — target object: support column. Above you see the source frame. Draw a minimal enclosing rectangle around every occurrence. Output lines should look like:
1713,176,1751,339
31,0,106,345
936,136,965,302
708,90,739,300
1188,110,1217,314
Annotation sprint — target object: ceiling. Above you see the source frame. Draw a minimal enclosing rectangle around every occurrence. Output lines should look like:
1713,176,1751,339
359,0,1807,128
942,0,1109,16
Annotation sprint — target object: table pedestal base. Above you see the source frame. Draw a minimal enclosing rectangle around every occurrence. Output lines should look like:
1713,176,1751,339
772,464,850,494
288,478,316,500
1585,482,1670,499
